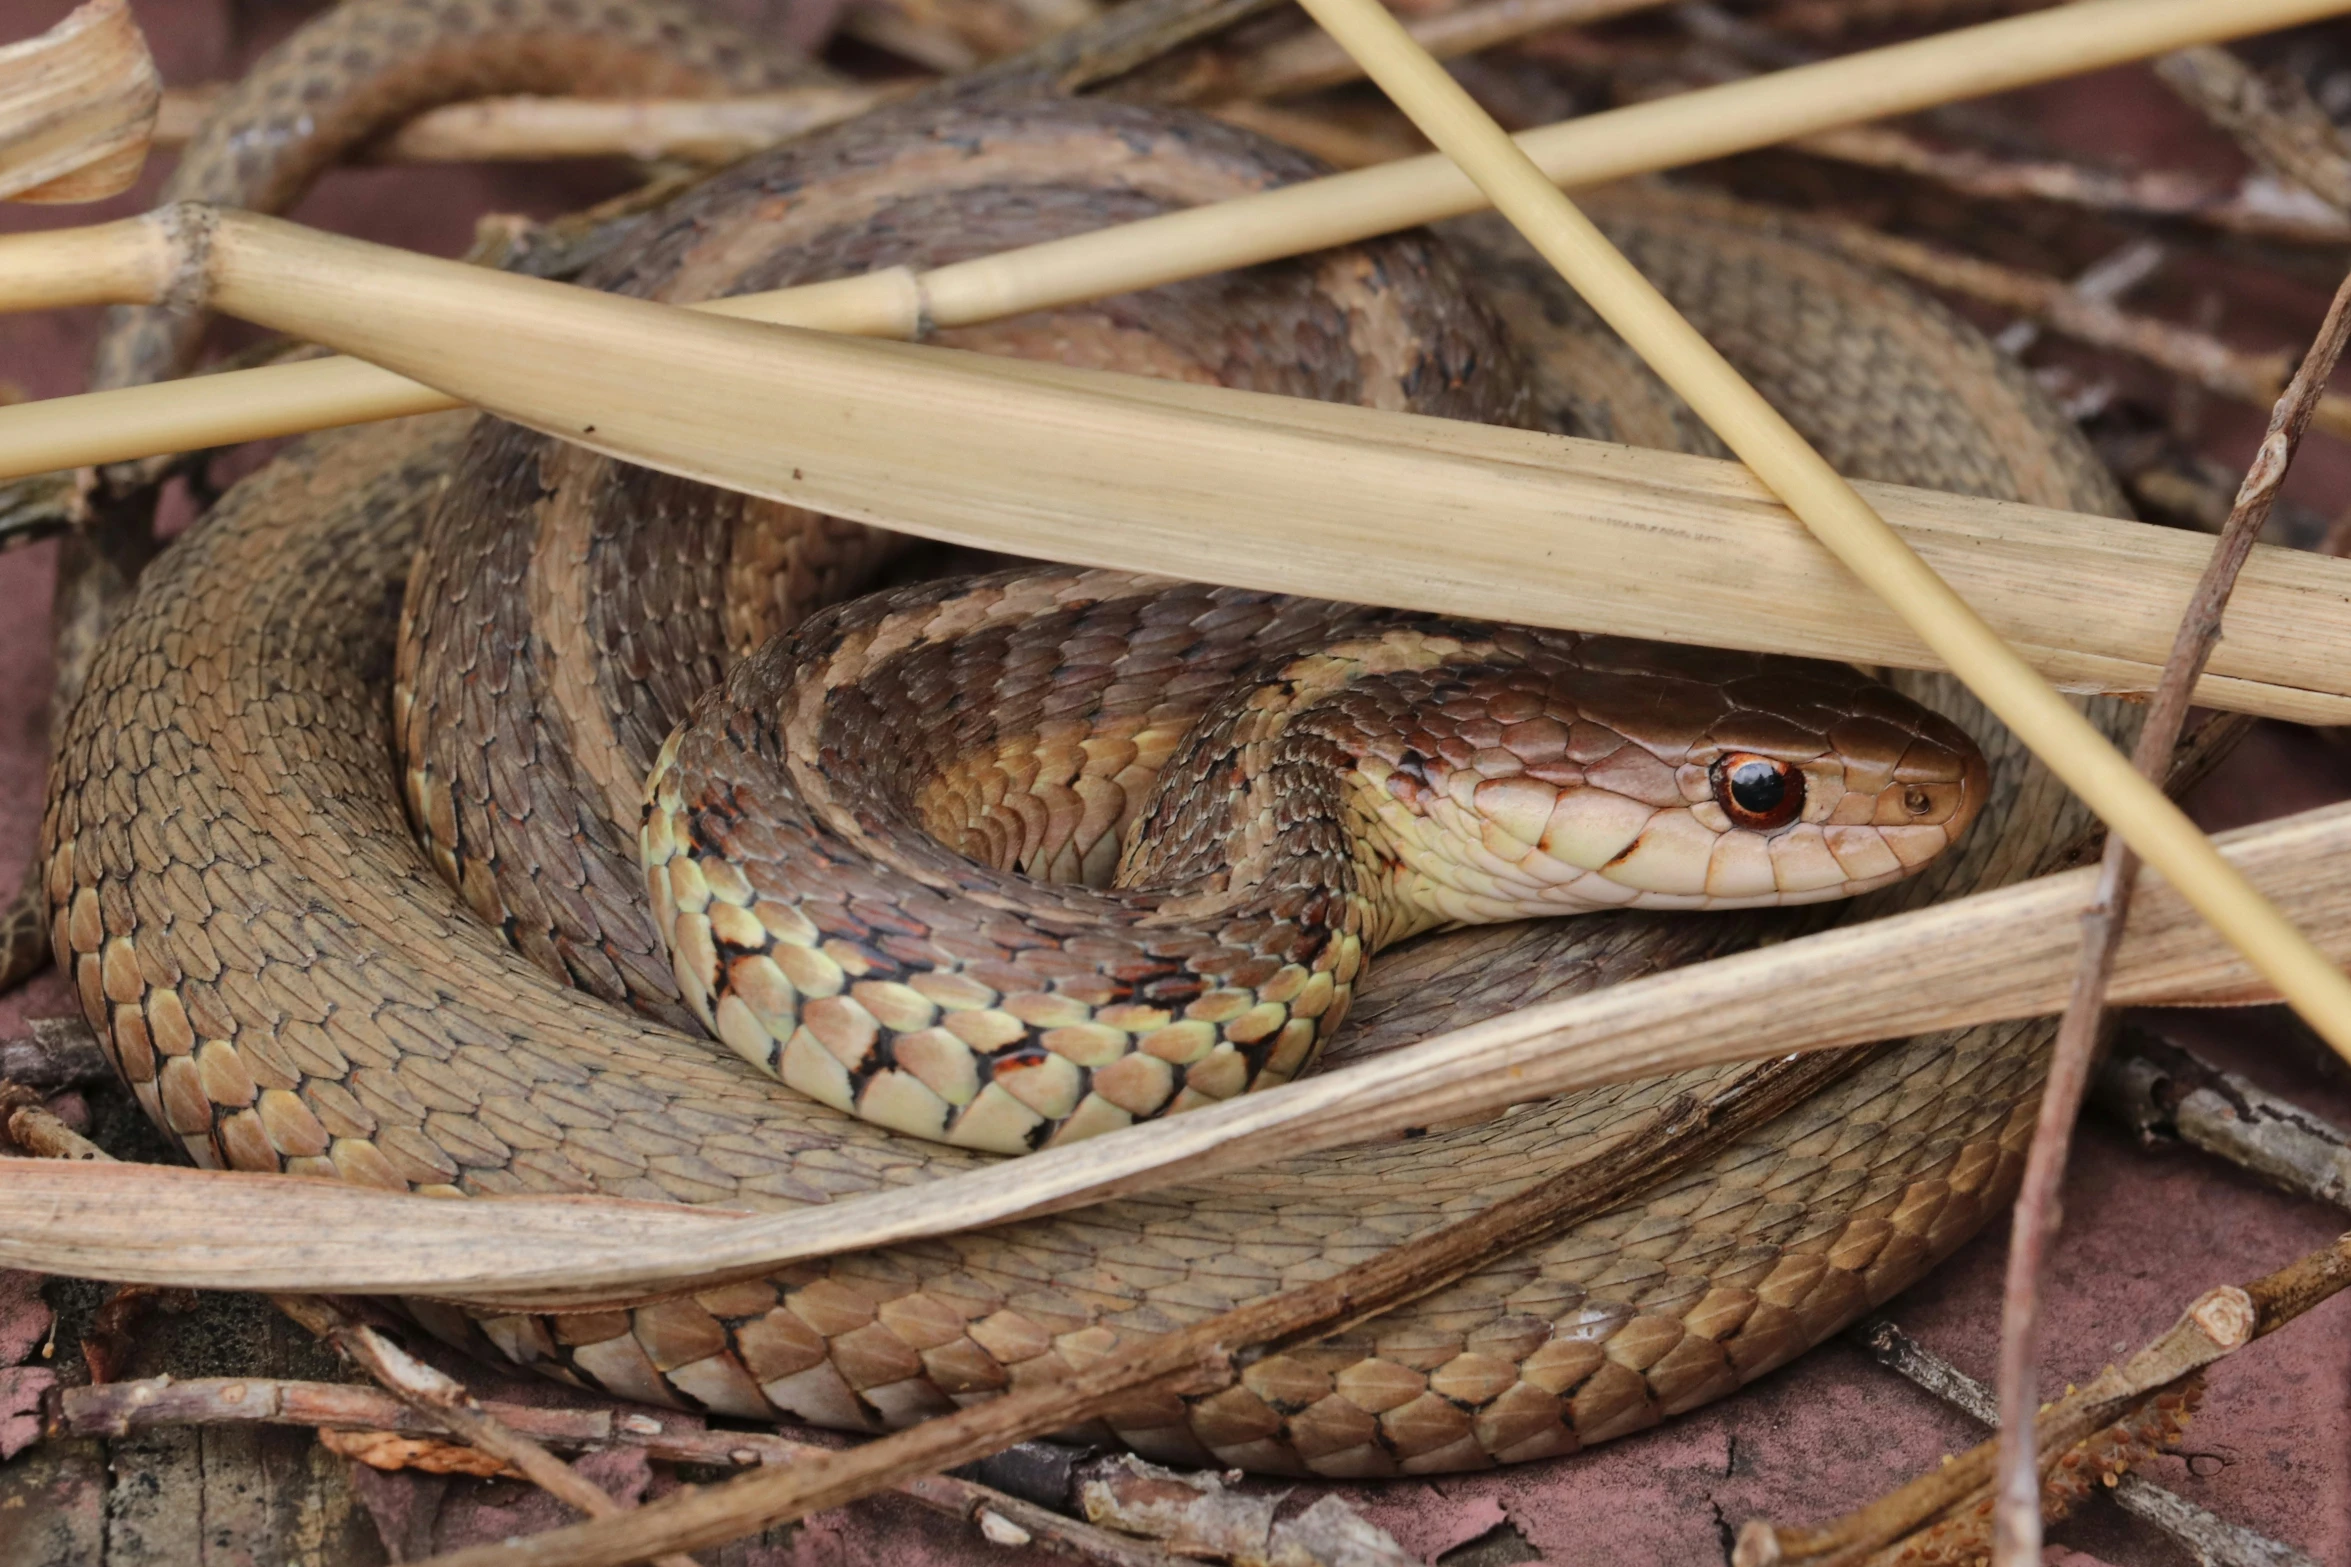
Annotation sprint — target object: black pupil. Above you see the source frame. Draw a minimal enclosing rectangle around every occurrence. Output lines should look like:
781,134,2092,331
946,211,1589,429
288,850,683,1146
1728,759,1788,816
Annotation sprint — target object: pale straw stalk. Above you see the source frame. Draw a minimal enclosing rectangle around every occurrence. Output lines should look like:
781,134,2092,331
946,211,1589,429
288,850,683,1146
0,0,2342,470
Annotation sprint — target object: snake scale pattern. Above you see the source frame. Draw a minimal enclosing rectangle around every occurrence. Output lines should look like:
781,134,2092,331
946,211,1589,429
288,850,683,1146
32,0,2147,1476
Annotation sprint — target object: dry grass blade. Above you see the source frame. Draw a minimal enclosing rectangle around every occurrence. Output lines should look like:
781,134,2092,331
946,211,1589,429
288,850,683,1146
0,0,158,204
9,797,2351,1304
15,1061,1177,1566
20,210,2351,728
0,0,2340,471
1991,262,2351,1567
0,1083,700,1565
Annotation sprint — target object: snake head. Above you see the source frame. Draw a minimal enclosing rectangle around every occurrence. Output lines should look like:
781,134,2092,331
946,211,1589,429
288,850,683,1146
1346,631,1990,928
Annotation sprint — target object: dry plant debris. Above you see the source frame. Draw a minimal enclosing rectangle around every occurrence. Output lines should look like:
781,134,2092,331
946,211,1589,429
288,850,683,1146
47,1374,1202,1567
1738,1233,2351,1564
2096,1027,2351,1212
1990,251,2351,1567
10,0,2351,1564
0,0,159,203
1848,1317,2321,1567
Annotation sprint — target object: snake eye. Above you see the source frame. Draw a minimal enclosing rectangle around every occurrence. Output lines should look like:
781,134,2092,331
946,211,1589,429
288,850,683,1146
1711,753,1804,831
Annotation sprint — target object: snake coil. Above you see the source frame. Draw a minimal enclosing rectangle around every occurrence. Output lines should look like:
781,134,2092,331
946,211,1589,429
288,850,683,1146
40,0,2142,1476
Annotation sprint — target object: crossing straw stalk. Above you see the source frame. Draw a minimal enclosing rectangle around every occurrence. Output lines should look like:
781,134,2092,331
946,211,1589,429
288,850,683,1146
0,0,2345,473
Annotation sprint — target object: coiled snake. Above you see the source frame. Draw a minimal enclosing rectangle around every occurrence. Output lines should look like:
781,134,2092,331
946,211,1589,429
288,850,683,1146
33,0,2143,1475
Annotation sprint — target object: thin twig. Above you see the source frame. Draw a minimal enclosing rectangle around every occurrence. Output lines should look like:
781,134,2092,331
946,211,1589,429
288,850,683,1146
280,1302,701,1567
1739,1231,2351,1565
2157,46,2351,217
1993,236,2167,361
2094,1028,2351,1213
48,1377,1185,1567
1846,1317,2322,1567
1790,122,2351,245
1990,261,2351,1567
394,1060,1842,1567
1740,1295,2244,1565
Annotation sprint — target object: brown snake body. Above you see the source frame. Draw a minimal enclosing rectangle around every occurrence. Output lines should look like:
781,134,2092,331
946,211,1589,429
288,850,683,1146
36,0,2148,1476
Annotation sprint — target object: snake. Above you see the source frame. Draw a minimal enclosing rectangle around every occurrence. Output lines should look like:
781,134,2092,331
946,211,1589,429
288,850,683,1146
31,0,2146,1477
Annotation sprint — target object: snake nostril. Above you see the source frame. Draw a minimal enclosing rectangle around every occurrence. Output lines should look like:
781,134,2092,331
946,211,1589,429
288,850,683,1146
1903,786,1933,817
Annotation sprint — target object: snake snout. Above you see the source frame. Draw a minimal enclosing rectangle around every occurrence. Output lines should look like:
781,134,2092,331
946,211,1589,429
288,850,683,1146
1698,693,1989,906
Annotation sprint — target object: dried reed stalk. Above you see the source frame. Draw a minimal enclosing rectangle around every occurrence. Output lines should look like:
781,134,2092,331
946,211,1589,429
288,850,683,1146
0,0,159,203
3,0,2339,472
8,794,2351,1307
284,84,2351,248
15,209,2351,724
